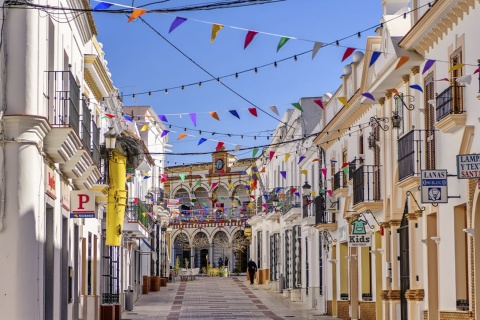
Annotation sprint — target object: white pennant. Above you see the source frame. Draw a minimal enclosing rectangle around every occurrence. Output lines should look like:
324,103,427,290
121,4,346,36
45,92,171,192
456,74,472,85
269,105,279,116
312,42,324,60
234,145,241,152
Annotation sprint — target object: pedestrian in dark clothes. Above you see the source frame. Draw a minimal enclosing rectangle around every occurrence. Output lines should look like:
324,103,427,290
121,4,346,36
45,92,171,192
247,258,257,285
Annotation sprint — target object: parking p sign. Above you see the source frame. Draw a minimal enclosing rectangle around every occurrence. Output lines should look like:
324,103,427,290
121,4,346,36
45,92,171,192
420,170,448,203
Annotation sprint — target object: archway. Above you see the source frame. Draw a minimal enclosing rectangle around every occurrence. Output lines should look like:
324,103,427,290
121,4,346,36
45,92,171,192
231,229,249,273
212,231,229,267
174,187,191,214
173,233,190,268
191,231,209,270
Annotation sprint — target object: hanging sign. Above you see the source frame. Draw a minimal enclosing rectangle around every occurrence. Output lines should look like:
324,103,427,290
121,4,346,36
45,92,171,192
167,199,180,208
70,190,96,218
348,218,372,247
457,154,480,179
421,170,448,203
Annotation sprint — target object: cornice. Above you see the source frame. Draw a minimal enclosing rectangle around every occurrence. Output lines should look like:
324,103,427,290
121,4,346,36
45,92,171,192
84,69,102,102
84,54,114,97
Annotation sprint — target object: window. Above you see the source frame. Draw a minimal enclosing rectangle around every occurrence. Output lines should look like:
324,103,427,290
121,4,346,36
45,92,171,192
450,48,463,113
424,73,436,169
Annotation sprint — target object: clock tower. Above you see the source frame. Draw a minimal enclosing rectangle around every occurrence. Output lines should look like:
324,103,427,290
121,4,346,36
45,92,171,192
211,146,230,174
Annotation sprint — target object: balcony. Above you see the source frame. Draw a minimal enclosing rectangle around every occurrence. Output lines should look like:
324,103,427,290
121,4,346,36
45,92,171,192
313,196,337,230
333,171,348,197
123,201,152,239
397,130,423,190
282,189,301,222
352,165,382,212
436,85,466,133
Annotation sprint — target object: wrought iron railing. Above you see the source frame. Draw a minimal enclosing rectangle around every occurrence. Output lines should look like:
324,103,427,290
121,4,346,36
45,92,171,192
436,85,464,121
126,201,151,230
349,161,357,180
314,195,336,225
281,189,300,215
45,70,80,137
91,121,101,168
398,130,425,181
333,171,342,191
81,99,91,151
352,165,382,205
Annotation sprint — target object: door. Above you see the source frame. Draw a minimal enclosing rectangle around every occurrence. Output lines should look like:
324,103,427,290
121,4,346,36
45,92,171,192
398,204,410,320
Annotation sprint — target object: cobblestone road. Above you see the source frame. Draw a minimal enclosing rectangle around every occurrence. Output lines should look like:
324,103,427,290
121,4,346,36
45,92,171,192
122,276,337,320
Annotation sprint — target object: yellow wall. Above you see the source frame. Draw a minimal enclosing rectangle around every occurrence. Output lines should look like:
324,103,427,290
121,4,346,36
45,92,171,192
340,243,348,294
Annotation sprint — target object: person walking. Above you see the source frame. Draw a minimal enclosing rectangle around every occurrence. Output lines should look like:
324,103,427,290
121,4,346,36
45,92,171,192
247,258,257,285
218,256,223,268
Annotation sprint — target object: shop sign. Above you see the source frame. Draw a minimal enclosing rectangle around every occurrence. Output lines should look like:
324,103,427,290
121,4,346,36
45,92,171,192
457,154,480,179
70,190,96,218
61,181,71,211
420,170,448,203
45,165,57,200
348,218,372,247
167,199,180,208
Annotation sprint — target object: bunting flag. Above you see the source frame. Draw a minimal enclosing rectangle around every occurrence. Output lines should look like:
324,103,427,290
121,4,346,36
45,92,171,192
269,151,275,160
395,56,410,70
300,170,307,175
140,124,149,132
312,158,320,162
422,59,435,74
292,102,303,111
285,153,291,163
298,156,306,164
434,78,449,82
338,96,349,108
361,92,375,101
128,9,147,23
290,188,297,195
198,138,207,145
177,133,187,140
211,182,218,190
295,192,301,197
244,30,258,49
209,111,220,121
474,67,480,74
269,105,279,116
229,110,240,119
169,17,187,33
456,75,472,85
195,180,202,187
105,113,115,118
159,114,168,122
280,171,287,179
220,168,225,174
234,145,241,152
215,142,224,151
189,113,197,126
341,162,349,168
312,42,324,59
123,115,133,122
161,130,170,137
228,183,234,189
275,187,282,193
263,194,268,200
311,191,317,198
277,37,290,52
449,64,465,73
326,190,333,197
161,174,167,183
94,2,113,10
252,148,259,158
321,168,327,177
369,51,381,67
210,24,224,43
387,88,399,95
320,188,326,194
251,180,257,190
279,193,285,200
314,99,324,109
409,84,423,93
342,47,356,62
126,173,133,180
179,174,185,182
262,203,267,208
342,166,349,175
248,108,258,117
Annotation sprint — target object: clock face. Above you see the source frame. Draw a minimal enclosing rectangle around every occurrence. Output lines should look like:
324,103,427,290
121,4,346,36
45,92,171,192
215,159,224,170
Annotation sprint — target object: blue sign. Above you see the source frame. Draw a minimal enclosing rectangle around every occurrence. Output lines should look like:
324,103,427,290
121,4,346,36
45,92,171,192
420,170,448,203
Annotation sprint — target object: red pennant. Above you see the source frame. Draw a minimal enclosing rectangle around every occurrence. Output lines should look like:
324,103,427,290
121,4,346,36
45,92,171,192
314,99,324,109
341,162,349,168
105,113,115,118
290,188,297,195
215,141,224,151
244,30,258,49
248,108,258,117
220,168,225,174
342,47,355,62
269,151,275,160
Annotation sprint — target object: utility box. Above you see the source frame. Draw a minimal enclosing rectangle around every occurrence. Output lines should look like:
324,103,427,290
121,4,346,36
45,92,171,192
278,274,284,294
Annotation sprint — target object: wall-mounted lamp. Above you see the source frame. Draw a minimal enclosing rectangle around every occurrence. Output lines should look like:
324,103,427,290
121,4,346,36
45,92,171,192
328,259,337,264
302,181,312,195
104,127,118,150
376,248,385,254
463,228,475,237
368,131,377,149
430,237,441,244
420,239,428,244
346,255,357,260
392,93,415,129
427,99,436,108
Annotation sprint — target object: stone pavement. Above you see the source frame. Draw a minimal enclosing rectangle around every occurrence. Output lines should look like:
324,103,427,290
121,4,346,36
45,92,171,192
122,276,337,320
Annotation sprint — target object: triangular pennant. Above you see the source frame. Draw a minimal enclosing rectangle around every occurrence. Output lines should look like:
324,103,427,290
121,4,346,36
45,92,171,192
123,115,133,122
211,182,218,190
285,154,291,163
341,162,349,168
169,17,187,33
252,148,259,158
195,180,202,187
300,170,307,175
269,151,275,160
209,111,220,121
161,130,170,137
248,108,258,117
234,145,241,152
312,42,324,59
275,187,282,193
215,142,224,151
228,183,234,189
210,24,224,44
269,105,279,116
280,171,286,179
342,47,356,62
314,99,324,109
449,64,465,73
290,188,297,195
220,168,225,174
311,191,317,198
395,56,410,70
327,190,333,197
292,102,303,112
140,124,149,132
198,138,207,145
159,114,168,122
277,37,290,52
474,67,480,74
338,96,349,107
105,113,115,118
189,113,197,126
161,174,167,183
177,133,187,140
434,78,450,82
387,88,399,95
294,192,300,197
244,30,258,49
94,2,113,10
279,193,285,200
128,9,148,23
369,51,381,67
342,166,349,175
229,110,240,119
298,156,306,164
263,194,269,201
456,75,472,85
179,174,185,182
361,92,375,101
409,84,423,93
422,59,435,74
321,168,327,177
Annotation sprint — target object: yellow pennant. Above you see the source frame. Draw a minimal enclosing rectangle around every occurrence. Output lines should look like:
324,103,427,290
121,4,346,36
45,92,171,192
449,63,465,73
311,191,317,198
300,170,307,175
285,153,291,163
338,96,349,108
228,183,234,189
211,24,224,44
140,124,149,132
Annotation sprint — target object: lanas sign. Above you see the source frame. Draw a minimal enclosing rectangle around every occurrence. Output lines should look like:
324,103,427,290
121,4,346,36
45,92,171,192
70,190,96,218
420,170,448,203
457,154,480,179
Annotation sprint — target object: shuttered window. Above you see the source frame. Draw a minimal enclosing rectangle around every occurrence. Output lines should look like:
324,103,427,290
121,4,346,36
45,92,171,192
424,73,436,170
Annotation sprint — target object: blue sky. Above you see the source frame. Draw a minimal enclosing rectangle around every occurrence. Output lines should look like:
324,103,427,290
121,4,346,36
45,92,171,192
92,0,383,165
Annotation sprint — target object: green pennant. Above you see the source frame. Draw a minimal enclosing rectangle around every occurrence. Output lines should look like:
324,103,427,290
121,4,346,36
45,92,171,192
342,166,349,175
252,148,259,158
179,174,185,182
195,180,202,187
277,37,290,52
320,188,326,194
292,103,303,112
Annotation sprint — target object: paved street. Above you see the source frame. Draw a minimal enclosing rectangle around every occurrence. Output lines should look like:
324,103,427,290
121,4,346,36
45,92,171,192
122,277,337,320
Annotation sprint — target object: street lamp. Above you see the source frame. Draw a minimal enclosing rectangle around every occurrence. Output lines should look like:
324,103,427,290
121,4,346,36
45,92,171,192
302,181,312,195
104,127,117,151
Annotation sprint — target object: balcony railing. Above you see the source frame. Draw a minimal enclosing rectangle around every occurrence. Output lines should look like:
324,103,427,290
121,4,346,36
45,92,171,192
126,201,152,230
397,129,428,181
352,165,381,205
313,195,336,225
349,161,357,180
282,190,300,215
91,121,101,168
81,99,92,151
436,85,464,121
45,70,80,137
333,171,347,191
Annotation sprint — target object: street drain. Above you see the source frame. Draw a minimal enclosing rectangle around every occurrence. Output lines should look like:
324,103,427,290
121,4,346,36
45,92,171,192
285,316,295,318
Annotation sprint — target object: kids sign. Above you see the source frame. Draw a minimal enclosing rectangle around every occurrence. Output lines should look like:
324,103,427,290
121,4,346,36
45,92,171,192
457,154,480,179
70,190,96,218
348,218,372,247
